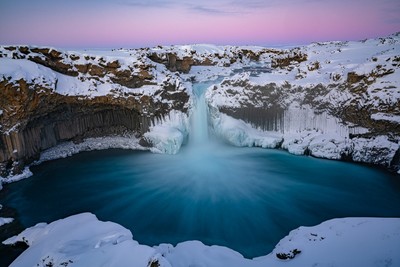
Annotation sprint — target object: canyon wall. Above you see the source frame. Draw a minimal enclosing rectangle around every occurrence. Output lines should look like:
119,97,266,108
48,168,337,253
1,35,400,177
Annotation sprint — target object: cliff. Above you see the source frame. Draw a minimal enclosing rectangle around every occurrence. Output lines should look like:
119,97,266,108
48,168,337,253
0,44,264,177
0,46,190,177
206,34,400,172
1,35,400,178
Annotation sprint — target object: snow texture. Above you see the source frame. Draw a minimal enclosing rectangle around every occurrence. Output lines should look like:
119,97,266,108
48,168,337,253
3,213,400,267
371,113,400,123
0,204,14,227
144,110,189,154
0,136,146,186
210,109,282,148
3,213,158,267
37,136,145,163
0,217,13,227
0,167,33,185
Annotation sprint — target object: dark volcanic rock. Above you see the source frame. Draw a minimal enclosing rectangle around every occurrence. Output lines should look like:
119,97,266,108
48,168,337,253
0,46,191,177
148,53,196,73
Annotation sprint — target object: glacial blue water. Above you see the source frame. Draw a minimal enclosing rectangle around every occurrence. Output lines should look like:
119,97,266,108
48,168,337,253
1,80,400,260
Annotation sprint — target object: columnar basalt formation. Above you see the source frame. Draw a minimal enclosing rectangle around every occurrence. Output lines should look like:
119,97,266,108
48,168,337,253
0,46,191,177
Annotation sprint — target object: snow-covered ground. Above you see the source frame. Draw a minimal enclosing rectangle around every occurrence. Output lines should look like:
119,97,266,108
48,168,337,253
3,213,400,267
0,136,146,187
0,204,14,227
1,34,400,184
144,110,190,154
1,36,400,266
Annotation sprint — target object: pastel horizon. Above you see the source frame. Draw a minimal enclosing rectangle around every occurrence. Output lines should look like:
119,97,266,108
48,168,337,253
0,0,399,48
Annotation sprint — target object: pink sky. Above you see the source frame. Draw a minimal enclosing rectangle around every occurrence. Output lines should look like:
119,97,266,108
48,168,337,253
0,0,399,47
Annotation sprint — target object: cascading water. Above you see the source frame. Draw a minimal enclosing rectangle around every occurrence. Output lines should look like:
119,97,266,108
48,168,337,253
189,82,211,146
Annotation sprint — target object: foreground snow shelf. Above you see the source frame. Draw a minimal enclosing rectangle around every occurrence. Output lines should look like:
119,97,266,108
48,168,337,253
3,213,400,267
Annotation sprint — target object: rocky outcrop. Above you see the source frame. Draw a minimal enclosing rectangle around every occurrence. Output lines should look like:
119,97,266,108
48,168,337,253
1,35,400,177
0,78,187,177
205,35,400,173
0,46,155,89
146,46,275,74
0,46,190,177
148,53,196,73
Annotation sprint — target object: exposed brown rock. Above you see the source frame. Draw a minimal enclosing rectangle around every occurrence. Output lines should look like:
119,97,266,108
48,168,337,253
271,51,307,69
347,72,365,84
0,45,190,176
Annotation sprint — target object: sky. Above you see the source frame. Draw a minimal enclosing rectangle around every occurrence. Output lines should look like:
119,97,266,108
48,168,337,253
0,0,399,48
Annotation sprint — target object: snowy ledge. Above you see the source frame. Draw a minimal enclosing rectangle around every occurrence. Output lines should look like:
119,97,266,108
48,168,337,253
3,213,400,267
0,204,14,227
0,136,147,189
209,108,400,171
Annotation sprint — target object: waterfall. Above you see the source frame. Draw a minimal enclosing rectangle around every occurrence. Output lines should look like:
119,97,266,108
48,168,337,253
188,81,219,147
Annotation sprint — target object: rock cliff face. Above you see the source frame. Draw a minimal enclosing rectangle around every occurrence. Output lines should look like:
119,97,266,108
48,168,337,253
206,34,400,172
0,46,191,177
1,35,400,178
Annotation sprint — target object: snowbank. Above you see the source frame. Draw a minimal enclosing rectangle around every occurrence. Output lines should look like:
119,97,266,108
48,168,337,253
210,109,282,148
0,217,13,227
144,110,189,154
3,213,158,267
0,167,33,187
352,136,399,166
0,204,14,227
3,213,400,267
208,107,348,159
0,136,146,190
37,136,145,163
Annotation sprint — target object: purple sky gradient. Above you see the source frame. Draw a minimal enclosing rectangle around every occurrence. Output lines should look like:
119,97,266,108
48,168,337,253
0,0,399,48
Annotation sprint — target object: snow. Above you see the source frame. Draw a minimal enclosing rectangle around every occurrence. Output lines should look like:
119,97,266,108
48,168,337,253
186,65,233,82
144,110,189,154
3,213,400,267
204,34,400,112
201,35,399,166
0,167,33,184
1,36,400,266
264,217,400,267
207,100,354,160
352,136,399,166
3,213,157,267
0,217,13,227
0,136,146,189
37,136,145,164
371,113,400,123
209,108,399,163
0,46,174,101
210,110,282,148
0,58,56,86
0,204,14,227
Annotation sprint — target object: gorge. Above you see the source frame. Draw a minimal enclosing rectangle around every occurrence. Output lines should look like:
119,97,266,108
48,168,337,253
0,35,400,266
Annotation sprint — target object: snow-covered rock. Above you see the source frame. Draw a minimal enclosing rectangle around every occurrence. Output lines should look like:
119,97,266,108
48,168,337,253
144,110,189,154
3,213,160,267
1,33,399,179
0,204,14,227
0,217,14,227
210,108,282,148
3,213,400,267
205,33,400,171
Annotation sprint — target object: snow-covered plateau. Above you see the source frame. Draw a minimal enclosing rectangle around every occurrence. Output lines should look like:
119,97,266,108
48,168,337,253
3,213,400,267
